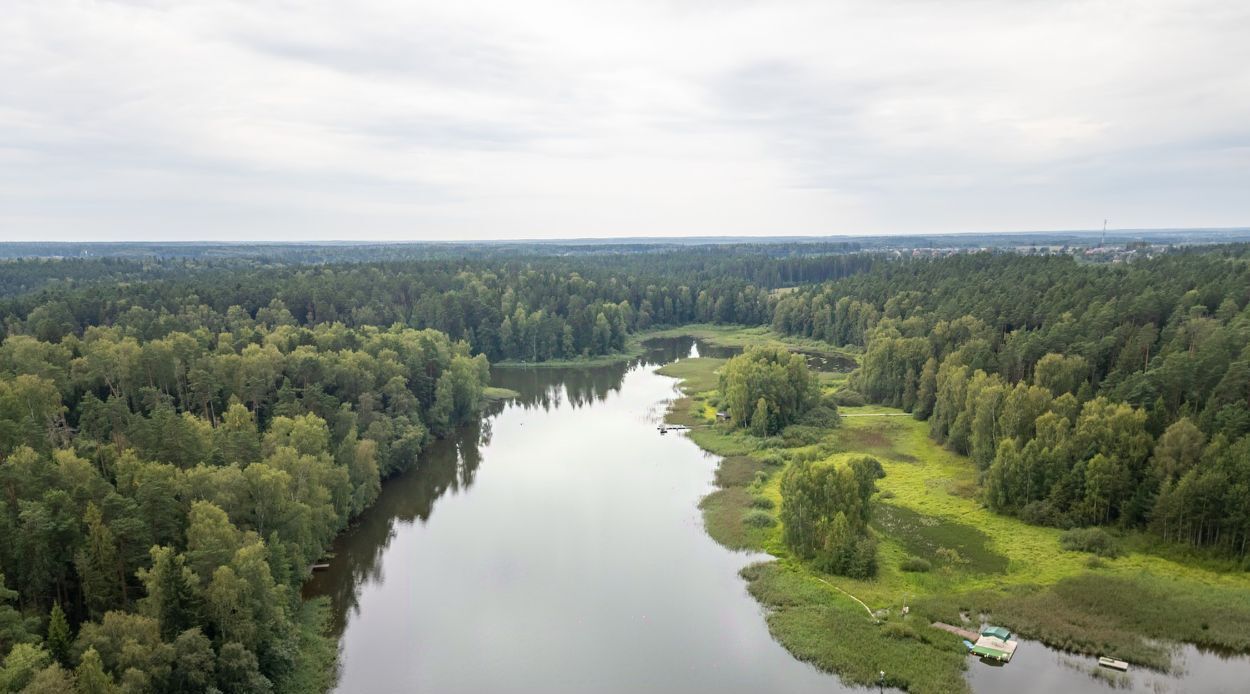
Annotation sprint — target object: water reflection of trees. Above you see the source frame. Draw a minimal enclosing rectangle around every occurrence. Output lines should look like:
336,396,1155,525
304,337,728,640
489,336,738,411
303,419,489,636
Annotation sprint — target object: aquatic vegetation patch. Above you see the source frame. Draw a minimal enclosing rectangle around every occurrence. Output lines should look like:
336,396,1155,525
700,487,773,551
715,455,764,487
872,503,1009,574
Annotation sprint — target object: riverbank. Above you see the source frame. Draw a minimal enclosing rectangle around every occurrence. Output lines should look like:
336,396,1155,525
656,338,1250,693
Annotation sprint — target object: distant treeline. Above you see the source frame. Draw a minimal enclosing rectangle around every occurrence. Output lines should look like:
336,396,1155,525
771,248,1250,557
2,252,881,363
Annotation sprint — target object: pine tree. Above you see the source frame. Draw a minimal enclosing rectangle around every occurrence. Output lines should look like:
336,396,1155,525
74,648,117,694
75,503,123,619
45,602,72,666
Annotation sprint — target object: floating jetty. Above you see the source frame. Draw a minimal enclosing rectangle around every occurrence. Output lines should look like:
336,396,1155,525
934,623,1019,663
1098,656,1129,671
969,626,1019,662
657,424,691,434
969,635,1018,662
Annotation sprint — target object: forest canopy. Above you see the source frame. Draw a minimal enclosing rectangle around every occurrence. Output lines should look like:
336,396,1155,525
0,316,487,691
3,240,1250,691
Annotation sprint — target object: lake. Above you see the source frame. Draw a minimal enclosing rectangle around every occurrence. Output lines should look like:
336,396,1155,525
304,337,1249,693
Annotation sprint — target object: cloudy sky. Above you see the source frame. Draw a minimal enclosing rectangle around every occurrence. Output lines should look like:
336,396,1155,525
2,0,1248,241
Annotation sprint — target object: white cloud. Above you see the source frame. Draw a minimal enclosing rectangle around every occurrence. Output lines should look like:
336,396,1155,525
0,0,1247,240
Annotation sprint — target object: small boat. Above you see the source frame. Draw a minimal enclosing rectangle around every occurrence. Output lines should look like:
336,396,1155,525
1098,656,1129,671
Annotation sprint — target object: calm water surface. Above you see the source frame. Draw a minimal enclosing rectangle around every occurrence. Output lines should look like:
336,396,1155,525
305,338,1249,693
304,339,859,693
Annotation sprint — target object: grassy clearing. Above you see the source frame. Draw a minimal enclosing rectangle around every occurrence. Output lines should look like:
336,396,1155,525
653,331,1250,690
655,356,725,394
482,386,521,401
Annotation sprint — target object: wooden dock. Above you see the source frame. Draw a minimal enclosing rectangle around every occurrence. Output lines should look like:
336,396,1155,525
931,622,981,641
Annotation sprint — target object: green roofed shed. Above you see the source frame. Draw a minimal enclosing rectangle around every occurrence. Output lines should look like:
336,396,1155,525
981,626,1011,640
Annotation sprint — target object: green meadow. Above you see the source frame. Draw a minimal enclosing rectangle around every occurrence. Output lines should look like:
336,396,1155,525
657,337,1250,694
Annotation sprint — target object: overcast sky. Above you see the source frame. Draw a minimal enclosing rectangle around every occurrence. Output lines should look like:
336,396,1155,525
2,0,1248,241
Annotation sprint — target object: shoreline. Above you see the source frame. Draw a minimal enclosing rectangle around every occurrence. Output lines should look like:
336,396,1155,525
653,329,1250,694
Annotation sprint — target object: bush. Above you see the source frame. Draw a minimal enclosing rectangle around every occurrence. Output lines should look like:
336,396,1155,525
878,489,896,499
1020,500,1070,528
1060,527,1122,558
935,547,968,566
755,451,785,467
743,510,777,528
750,496,775,510
900,557,932,573
780,425,826,446
798,404,841,428
832,389,866,407
881,621,921,640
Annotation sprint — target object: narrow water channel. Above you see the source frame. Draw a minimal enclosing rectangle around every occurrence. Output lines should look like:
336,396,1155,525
304,338,1250,693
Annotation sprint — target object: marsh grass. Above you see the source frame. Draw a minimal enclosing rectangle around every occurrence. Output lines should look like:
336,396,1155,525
873,504,1008,574
900,557,932,573
743,509,777,528
655,355,725,394
715,456,764,487
654,329,1250,690
700,487,772,550
482,386,521,401
742,562,970,694
916,572,1250,671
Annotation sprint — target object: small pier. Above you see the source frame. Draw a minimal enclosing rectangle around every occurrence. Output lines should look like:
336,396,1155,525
931,622,980,641
657,424,691,434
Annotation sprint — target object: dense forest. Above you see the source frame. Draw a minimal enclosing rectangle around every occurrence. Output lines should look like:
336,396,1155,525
772,249,1250,557
0,311,487,691
3,240,1250,690
1,250,880,365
